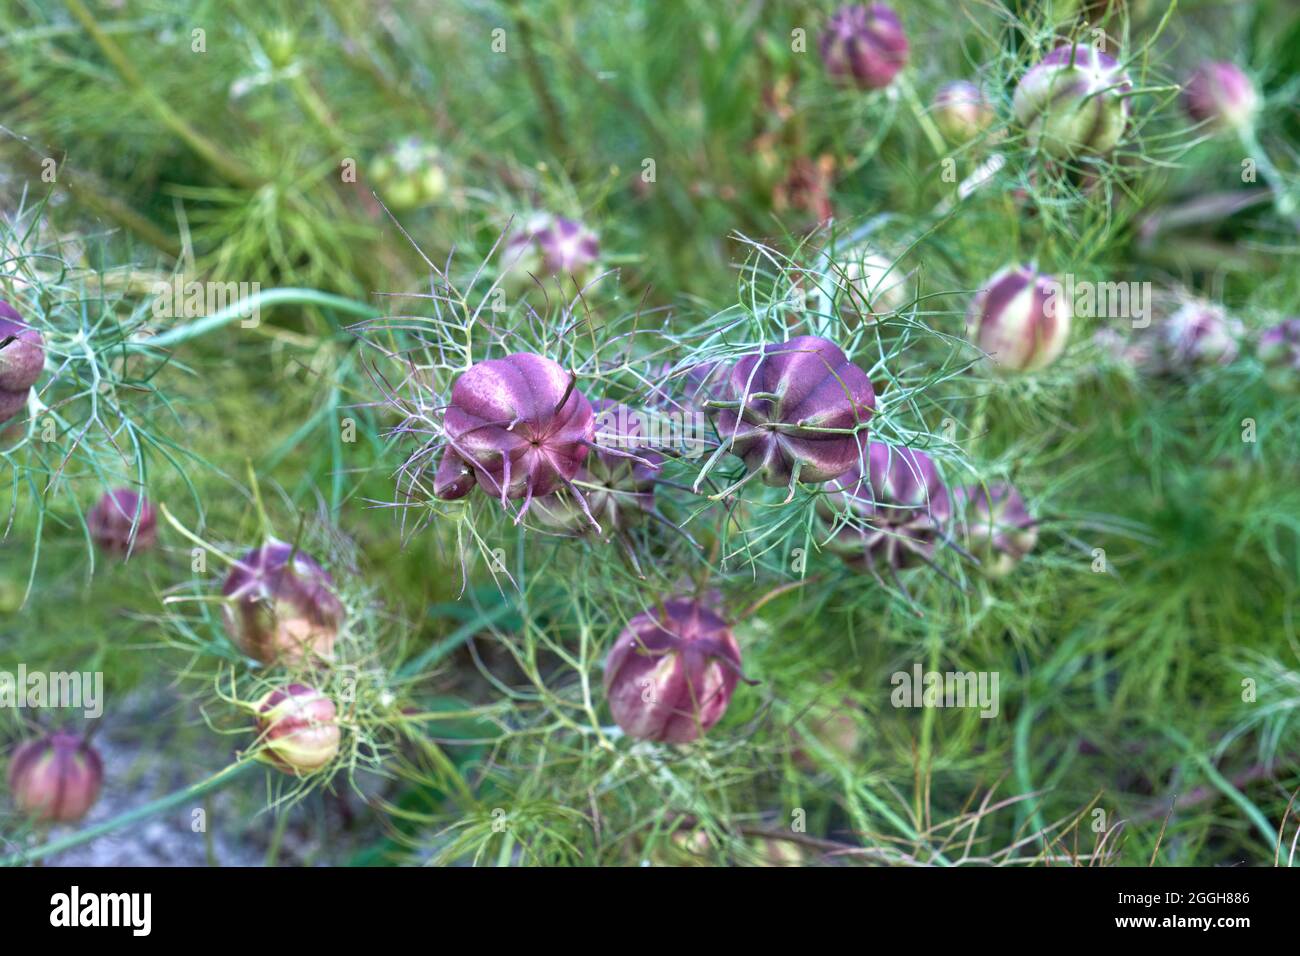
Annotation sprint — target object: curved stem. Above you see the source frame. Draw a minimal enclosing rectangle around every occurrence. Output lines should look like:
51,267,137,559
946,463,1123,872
0,760,259,867
136,288,380,350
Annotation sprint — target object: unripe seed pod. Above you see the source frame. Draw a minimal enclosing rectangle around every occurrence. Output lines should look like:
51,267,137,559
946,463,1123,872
932,80,995,143
222,541,345,666
1155,301,1241,372
834,248,907,324
603,598,745,743
0,300,45,426
1182,61,1258,133
966,265,1072,373
87,488,157,555
819,4,909,91
822,442,952,571
255,683,341,774
956,483,1038,577
371,138,448,210
502,214,599,284
1013,43,1132,157
1258,318,1300,395
7,731,103,823
534,401,662,534
713,336,875,488
442,353,594,507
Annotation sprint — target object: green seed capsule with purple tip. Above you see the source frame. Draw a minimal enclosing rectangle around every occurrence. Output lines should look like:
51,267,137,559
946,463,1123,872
1013,43,1132,157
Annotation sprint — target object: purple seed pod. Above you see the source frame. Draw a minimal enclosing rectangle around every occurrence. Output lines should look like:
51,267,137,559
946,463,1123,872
1258,318,1300,395
441,353,595,516
955,483,1038,577
502,213,599,283
534,401,662,534
819,4,909,91
821,442,953,571
966,265,1072,373
255,683,341,774
7,731,103,823
603,598,746,743
0,300,45,426
711,336,875,489
87,488,157,555
932,80,996,143
1156,302,1241,371
1012,43,1132,157
221,541,345,666
1182,61,1258,133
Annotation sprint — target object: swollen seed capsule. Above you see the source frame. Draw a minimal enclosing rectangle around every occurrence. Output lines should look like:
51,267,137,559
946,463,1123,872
255,684,341,774
932,81,995,143
1156,302,1241,372
1258,319,1300,395
0,300,45,427
222,541,345,666
87,488,157,555
1013,43,1132,157
441,353,594,508
966,265,1071,373
1182,61,1258,133
712,336,875,488
7,731,103,824
819,4,909,91
956,483,1038,577
821,442,952,572
603,599,745,743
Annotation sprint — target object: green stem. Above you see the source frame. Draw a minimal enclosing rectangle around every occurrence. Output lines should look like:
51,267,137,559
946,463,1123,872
137,288,379,350
1,760,259,867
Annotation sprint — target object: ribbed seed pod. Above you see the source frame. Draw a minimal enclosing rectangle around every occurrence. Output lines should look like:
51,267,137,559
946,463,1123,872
966,265,1071,373
438,353,595,518
933,80,995,143
1155,301,1242,372
221,541,345,666
254,683,341,774
1182,61,1258,133
87,488,157,555
821,441,952,571
819,4,909,91
955,483,1038,577
711,336,875,489
0,300,45,426
1013,43,1132,157
7,731,104,823
603,598,746,743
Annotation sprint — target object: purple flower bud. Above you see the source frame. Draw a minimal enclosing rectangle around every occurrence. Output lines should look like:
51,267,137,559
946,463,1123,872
221,541,345,666
956,483,1037,577
441,353,594,510
822,442,952,570
1013,43,1132,157
255,683,340,774
0,300,45,426
535,401,662,534
7,731,103,823
1157,302,1241,371
1182,61,1258,132
933,80,995,143
502,214,599,283
87,488,157,555
966,265,1072,373
603,598,745,743
1258,318,1300,395
712,336,875,488
819,4,909,91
